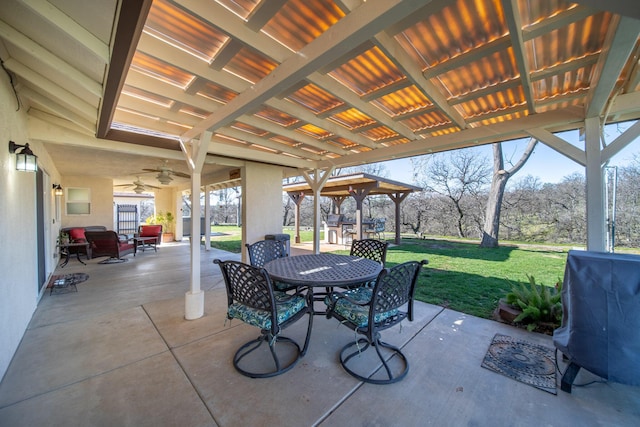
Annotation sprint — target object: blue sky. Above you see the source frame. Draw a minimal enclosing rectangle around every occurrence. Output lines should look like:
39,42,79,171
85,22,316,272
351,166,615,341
381,123,639,185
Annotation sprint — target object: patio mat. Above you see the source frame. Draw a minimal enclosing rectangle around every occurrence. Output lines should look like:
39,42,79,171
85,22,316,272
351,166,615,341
481,333,557,394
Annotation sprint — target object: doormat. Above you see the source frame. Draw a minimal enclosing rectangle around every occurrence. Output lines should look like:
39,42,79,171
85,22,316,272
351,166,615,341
47,273,90,294
98,257,128,264
481,333,557,394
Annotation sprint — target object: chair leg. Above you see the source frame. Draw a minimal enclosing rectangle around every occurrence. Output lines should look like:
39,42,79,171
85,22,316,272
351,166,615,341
301,298,314,356
339,336,409,385
233,332,302,378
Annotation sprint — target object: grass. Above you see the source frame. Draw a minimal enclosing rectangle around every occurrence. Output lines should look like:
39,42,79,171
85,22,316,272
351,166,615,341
206,226,574,320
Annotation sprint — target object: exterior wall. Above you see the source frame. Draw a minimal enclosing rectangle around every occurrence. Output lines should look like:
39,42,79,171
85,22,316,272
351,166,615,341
0,72,60,379
242,163,283,262
60,176,114,229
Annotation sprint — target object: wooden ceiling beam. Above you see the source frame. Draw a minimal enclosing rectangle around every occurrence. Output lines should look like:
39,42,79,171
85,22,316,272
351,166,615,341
182,0,433,142
4,58,96,120
586,16,640,118
502,0,535,113
246,0,288,32
0,21,102,98
18,0,109,61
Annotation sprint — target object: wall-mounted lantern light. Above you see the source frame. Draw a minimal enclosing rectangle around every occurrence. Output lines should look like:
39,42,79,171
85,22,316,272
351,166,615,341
8,141,38,172
53,184,63,196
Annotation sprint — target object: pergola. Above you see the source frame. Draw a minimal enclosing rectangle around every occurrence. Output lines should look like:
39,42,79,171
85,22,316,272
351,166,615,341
284,173,421,249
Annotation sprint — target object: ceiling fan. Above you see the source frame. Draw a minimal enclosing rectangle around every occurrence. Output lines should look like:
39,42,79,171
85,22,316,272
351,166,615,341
114,177,160,194
142,161,190,185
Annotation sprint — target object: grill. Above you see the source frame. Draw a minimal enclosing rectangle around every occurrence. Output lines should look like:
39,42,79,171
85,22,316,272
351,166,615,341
325,214,354,244
553,250,640,392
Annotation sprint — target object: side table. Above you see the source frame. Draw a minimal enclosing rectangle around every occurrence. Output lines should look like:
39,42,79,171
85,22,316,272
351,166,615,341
134,236,158,252
58,242,91,268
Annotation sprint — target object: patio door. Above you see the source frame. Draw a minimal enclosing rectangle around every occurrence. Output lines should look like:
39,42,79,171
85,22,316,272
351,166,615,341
36,169,46,292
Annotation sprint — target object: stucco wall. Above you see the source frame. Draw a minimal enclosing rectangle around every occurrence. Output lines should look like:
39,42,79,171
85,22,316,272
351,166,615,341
0,72,60,379
60,176,114,229
242,163,283,262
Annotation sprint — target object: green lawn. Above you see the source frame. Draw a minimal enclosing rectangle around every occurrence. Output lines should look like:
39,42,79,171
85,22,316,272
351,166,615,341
207,226,570,320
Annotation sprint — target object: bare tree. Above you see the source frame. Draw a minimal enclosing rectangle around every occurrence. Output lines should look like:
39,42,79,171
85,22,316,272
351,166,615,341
480,138,537,247
413,149,490,238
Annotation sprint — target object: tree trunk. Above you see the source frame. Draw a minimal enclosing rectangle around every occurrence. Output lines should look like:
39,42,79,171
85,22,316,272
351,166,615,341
481,174,508,247
480,139,538,248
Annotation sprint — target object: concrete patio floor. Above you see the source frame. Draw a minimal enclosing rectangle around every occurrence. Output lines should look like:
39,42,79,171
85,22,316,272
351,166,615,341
0,241,638,426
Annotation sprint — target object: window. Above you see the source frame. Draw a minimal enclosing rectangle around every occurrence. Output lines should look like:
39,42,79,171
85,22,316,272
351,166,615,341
66,187,91,215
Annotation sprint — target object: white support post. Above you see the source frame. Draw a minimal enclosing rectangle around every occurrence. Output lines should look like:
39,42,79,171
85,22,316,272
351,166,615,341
585,117,606,251
183,131,210,320
204,185,211,251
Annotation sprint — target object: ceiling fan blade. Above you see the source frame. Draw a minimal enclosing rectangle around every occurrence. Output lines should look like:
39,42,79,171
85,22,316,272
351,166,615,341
142,168,161,173
114,184,133,187
171,171,190,178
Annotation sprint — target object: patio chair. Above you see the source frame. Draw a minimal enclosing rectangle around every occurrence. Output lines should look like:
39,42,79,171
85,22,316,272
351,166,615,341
341,238,389,289
325,259,428,384
246,239,296,292
214,259,313,378
350,238,388,266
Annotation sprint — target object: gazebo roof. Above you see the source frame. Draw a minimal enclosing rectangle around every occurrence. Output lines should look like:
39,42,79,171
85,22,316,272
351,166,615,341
283,173,421,197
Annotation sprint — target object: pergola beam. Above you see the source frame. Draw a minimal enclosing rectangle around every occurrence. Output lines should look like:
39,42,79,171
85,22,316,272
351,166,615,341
586,16,640,118
182,0,433,142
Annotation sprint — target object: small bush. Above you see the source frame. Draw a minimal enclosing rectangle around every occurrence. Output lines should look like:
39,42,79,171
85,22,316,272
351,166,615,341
505,274,563,332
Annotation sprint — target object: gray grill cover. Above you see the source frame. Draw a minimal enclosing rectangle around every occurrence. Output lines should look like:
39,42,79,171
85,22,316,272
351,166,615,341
553,250,640,385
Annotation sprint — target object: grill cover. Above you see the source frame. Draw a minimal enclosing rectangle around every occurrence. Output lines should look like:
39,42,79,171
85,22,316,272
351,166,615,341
553,250,640,385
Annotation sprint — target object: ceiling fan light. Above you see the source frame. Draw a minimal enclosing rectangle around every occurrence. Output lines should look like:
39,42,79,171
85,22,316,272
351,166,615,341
157,172,172,185
134,186,145,194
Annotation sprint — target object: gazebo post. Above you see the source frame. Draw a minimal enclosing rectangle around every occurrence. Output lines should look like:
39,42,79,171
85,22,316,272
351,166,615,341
389,192,410,245
288,192,305,243
302,168,333,253
348,185,374,240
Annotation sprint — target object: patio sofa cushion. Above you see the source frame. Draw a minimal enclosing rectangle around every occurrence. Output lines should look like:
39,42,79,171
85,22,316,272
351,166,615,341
325,287,398,328
227,292,305,330
68,227,86,242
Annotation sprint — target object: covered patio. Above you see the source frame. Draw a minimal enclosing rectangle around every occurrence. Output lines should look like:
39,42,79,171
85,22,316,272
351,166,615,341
0,242,637,426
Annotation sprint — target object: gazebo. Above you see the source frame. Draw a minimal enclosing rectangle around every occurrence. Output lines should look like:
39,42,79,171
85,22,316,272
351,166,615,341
284,173,421,248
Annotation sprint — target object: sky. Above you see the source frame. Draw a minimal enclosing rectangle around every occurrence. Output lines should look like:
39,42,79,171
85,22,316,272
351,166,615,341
379,123,639,186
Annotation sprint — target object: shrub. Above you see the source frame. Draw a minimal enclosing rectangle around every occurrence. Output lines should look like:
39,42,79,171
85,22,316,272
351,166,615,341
505,274,563,332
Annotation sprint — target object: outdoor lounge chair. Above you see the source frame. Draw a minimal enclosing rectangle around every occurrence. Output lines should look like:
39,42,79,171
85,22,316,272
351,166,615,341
84,230,136,262
325,260,428,384
214,259,313,378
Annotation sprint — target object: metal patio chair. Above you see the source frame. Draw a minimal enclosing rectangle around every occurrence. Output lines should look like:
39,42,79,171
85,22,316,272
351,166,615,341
246,239,296,292
214,259,313,378
325,260,428,384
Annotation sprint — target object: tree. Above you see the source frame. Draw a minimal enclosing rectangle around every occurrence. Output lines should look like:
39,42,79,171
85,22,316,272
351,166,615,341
413,149,490,238
480,138,537,248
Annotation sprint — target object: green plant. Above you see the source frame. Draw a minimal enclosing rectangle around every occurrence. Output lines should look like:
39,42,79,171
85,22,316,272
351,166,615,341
58,231,70,245
146,211,175,233
505,274,563,332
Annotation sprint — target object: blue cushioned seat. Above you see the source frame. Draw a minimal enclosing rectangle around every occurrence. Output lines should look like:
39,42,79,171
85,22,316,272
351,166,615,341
229,292,306,329
214,259,312,378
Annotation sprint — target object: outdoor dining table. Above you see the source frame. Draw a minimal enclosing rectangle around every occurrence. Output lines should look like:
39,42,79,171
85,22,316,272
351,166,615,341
263,253,383,315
